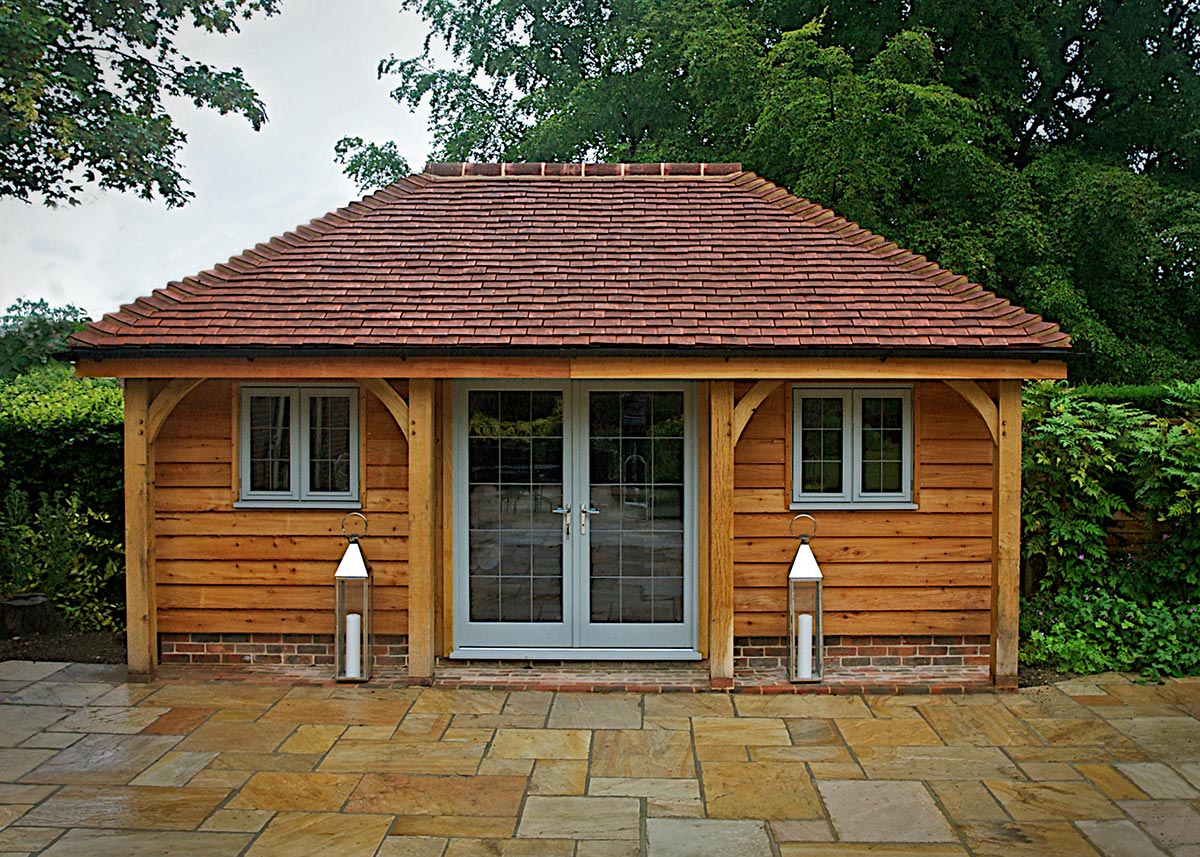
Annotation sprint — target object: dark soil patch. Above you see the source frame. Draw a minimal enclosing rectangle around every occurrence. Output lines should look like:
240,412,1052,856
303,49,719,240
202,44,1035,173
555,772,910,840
0,630,126,664
1018,664,1080,688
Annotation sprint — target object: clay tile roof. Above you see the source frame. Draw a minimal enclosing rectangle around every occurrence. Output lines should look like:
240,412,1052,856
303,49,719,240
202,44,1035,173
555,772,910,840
70,163,1071,355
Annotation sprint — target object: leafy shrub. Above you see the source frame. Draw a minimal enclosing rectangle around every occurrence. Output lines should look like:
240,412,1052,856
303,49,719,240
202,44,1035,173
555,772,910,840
0,486,124,631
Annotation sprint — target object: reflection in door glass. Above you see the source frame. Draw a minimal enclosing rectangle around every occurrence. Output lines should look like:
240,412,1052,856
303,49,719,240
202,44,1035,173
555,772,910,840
467,391,564,622
589,391,685,624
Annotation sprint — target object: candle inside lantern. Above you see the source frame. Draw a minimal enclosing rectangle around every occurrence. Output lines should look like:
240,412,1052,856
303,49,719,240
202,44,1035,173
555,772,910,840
798,613,813,680
345,612,362,679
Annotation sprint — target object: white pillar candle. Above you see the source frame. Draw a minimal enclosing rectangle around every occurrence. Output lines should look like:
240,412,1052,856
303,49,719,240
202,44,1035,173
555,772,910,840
798,613,814,679
345,612,362,678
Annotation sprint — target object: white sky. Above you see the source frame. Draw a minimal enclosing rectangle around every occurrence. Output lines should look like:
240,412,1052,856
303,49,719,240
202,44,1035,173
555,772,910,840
0,0,434,320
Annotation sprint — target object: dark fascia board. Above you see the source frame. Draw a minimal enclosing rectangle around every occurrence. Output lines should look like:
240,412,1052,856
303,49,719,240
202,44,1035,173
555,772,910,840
64,344,1074,364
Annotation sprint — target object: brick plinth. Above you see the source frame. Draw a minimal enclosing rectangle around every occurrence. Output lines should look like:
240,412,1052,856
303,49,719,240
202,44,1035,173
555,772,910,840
159,633,408,671
734,635,991,673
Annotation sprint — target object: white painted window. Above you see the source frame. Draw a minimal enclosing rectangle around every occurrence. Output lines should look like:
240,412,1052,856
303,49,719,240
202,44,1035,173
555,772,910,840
791,386,914,509
238,386,359,507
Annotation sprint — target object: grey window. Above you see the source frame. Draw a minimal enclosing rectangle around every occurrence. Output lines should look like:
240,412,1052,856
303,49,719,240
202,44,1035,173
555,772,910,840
239,386,359,507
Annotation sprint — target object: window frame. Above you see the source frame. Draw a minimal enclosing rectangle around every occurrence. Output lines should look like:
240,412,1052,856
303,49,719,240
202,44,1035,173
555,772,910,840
237,385,361,509
790,385,915,510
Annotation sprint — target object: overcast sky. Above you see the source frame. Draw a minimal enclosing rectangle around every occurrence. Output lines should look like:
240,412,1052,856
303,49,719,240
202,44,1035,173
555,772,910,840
0,0,434,320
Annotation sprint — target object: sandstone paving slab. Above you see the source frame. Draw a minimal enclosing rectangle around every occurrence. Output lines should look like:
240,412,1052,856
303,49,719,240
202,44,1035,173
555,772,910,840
929,781,1009,823
0,802,30,828
517,796,639,840
18,731,82,750
0,748,55,781
854,745,1021,781
407,689,507,715
90,682,157,707
503,691,554,716
208,751,320,773
188,769,252,790
199,809,274,833
575,842,641,857
443,838,577,856
19,733,179,784
0,663,67,683
692,716,790,747
591,729,694,778
489,728,591,760
15,784,227,829
818,780,955,843
478,757,535,777
260,698,410,726
983,779,1123,820
1077,819,1170,857
1109,716,1200,761
39,828,251,856
3,681,113,707
643,693,734,722
49,704,169,734
751,743,856,764
129,750,218,787
141,683,287,710
320,740,483,775
778,846,968,856
961,821,1101,856
1003,745,1117,764
589,777,700,801
376,835,448,857
1021,719,1148,760
836,717,943,747
0,705,69,747
442,726,495,743
1017,761,1083,781
769,819,835,842
529,759,588,795
344,725,398,741
1115,762,1200,798
645,818,772,857
807,759,868,779
176,721,296,754
278,724,345,754
700,760,822,819
865,696,941,720
228,771,363,811
345,772,525,816
1176,760,1200,789
733,695,871,719
695,743,749,761
390,814,516,838
450,713,548,730
920,703,1041,747
1074,763,1152,801
393,713,452,742
547,693,641,729
139,706,216,735
1118,799,1200,847
0,825,62,852
785,718,842,745
246,811,393,857
0,784,55,805
1002,687,1096,720
209,707,268,723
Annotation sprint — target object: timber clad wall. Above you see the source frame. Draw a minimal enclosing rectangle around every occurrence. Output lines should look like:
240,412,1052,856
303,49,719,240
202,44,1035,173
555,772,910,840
733,381,993,639
154,380,411,638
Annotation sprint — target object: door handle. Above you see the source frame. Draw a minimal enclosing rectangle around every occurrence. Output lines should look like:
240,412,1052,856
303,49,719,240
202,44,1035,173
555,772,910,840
553,505,571,537
579,505,600,536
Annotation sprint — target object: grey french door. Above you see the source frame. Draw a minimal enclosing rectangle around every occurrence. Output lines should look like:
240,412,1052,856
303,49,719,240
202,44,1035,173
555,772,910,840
452,381,697,658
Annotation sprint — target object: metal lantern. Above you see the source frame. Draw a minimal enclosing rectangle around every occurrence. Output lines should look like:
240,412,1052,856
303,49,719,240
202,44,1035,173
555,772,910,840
335,513,372,682
788,514,824,683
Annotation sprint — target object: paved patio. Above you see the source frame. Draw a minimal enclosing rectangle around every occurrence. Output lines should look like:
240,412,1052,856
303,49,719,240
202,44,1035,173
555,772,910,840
1,662,1199,856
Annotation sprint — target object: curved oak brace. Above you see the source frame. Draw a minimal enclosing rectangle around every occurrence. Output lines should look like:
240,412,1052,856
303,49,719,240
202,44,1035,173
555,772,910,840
148,378,206,443
944,380,999,446
361,378,410,439
732,380,783,445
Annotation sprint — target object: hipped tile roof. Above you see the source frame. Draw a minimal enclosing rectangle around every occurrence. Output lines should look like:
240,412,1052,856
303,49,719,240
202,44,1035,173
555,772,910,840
71,163,1070,354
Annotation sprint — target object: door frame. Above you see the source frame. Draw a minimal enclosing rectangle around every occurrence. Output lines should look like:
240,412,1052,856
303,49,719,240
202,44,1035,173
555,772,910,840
450,379,700,660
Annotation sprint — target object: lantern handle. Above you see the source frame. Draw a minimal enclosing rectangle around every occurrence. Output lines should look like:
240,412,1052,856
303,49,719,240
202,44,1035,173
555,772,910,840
789,513,816,544
341,512,368,542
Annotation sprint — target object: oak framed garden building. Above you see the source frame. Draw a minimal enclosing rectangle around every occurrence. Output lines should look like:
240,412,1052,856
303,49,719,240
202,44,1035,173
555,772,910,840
70,162,1070,688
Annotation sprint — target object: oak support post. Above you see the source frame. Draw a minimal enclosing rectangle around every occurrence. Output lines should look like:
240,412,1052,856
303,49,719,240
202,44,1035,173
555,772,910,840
407,378,438,684
992,380,1022,688
124,379,156,680
709,381,736,688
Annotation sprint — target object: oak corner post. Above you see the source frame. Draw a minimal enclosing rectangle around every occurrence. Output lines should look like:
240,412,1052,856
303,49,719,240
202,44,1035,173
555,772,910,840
407,378,438,684
709,380,735,688
992,380,1022,689
124,378,156,680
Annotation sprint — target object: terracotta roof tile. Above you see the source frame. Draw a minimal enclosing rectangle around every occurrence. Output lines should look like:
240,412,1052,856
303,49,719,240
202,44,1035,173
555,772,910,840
71,162,1070,354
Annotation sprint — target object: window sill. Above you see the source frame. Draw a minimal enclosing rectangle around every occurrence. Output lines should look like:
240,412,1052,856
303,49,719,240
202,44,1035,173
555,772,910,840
789,501,918,512
234,499,362,510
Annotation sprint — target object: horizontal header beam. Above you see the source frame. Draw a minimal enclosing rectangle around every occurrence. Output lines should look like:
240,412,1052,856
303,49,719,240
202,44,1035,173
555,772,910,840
78,356,1067,381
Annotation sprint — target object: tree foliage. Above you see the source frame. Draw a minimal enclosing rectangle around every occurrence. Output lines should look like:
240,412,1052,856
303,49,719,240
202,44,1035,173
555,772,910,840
342,0,1200,383
1,0,278,207
0,298,89,378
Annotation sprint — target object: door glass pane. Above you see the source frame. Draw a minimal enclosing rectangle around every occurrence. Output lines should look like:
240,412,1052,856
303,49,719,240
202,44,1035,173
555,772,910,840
468,390,564,622
589,390,685,624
